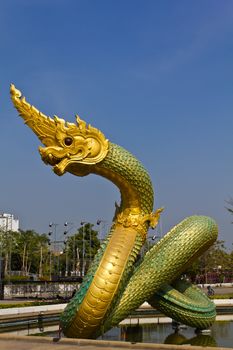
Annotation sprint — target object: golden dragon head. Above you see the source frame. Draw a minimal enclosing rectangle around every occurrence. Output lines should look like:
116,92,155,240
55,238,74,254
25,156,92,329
10,84,109,176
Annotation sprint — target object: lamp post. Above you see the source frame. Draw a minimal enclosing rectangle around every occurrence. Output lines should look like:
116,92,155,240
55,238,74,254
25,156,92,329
63,222,74,277
48,240,52,281
48,222,59,250
148,218,163,248
141,235,158,256
96,219,108,241
80,221,87,277
48,222,59,280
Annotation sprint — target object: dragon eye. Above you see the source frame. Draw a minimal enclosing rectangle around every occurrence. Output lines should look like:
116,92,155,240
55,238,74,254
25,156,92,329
64,137,73,146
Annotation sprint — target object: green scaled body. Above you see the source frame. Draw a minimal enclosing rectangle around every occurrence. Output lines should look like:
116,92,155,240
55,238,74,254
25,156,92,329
61,143,218,336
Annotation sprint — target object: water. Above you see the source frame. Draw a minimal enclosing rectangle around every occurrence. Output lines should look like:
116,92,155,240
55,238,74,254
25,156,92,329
17,321,233,348
103,322,233,348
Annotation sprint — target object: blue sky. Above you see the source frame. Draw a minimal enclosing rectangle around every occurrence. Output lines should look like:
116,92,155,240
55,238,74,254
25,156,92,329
1,1,233,248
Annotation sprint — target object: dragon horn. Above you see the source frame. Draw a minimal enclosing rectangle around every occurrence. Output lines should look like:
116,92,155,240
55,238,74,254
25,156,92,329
10,84,59,147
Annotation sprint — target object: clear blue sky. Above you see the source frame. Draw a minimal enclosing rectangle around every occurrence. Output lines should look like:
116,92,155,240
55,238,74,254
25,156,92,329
1,1,233,248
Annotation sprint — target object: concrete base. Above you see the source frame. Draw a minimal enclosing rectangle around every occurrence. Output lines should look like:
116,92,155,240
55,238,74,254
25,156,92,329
0,334,231,350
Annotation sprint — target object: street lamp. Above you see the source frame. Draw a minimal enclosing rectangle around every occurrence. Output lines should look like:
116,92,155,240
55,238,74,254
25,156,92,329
96,219,108,241
49,222,59,249
63,222,74,277
80,221,87,277
48,222,59,280
64,221,74,235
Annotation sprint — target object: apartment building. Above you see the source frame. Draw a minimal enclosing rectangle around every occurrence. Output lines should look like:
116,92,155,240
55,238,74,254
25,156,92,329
0,213,19,232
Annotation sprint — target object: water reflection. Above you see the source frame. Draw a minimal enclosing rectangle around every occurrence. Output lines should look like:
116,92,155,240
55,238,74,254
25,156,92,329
164,331,217,347
212,321,233,348
121,325,143,343
118,322,233,348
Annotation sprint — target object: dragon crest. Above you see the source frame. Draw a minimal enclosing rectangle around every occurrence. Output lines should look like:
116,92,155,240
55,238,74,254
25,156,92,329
10,84,109,176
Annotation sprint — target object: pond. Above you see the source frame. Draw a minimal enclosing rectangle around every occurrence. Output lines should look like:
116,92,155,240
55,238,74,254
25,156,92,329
9,320,232,348
102,322,233,348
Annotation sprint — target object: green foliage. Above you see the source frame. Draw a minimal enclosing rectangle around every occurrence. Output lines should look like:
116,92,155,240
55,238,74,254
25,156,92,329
0,222,101,280
209,293,233,299
3,275,28,282
0,229,49,279
185,240,233,281
64,223,100,275
200,240,232,271
1,222,230,283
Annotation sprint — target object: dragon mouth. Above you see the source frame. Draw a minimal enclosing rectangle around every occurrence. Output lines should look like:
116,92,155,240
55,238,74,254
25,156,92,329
43,154,62,166
39,147,91,177
43,155,71,176
39,147,69,176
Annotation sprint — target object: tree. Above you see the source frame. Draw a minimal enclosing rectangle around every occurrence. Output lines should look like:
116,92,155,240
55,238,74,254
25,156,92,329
185,240,232,283
64,223,100,276
34,233,50,278
0,230,18,275
8,230,50,278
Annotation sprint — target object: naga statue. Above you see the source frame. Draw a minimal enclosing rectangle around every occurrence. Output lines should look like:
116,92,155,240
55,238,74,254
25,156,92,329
10,84,218,339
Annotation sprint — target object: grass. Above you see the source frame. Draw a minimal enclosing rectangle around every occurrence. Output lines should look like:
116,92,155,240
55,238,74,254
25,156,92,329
0,300,66,309
209,293,233,300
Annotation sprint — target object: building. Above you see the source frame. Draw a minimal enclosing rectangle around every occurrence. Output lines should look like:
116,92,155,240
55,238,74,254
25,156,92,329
0,213,19,232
